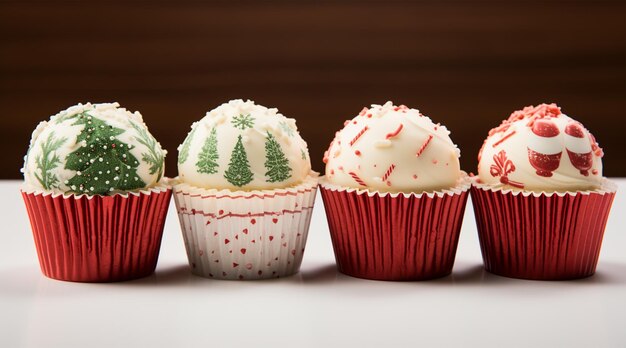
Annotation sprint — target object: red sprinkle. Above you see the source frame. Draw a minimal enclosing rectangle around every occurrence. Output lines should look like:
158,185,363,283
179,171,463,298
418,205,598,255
385,124,404,139
592,169,599,175
416,134,434,157
381,164,396,182
349,125,369,146
359,107,368,116
355,150,361,156
348,171,367,187
492,130,516,148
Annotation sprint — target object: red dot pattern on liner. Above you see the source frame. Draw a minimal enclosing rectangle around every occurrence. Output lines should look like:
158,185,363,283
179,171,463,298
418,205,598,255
175,187,316,280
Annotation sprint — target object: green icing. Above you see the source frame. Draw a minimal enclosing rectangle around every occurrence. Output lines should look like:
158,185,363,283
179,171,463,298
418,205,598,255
231,113,255,130
178,126,197,164
130,121,164,181
224,134,253,187
264,132,292,183
34,132,67,190
65,114,145,195
196,127,219,174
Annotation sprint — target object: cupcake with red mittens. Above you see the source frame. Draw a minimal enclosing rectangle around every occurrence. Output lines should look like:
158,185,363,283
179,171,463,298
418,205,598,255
173,99,317,280
472,103,616,280
21,102,171,282
320,101,470,281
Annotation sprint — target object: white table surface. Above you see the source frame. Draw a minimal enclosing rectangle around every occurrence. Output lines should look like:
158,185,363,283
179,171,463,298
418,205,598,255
1,179,624,348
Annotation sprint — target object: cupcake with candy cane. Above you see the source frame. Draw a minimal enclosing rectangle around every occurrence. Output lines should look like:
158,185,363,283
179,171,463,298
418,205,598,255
173,99,318,280
319,101,470,281
472,103,616,280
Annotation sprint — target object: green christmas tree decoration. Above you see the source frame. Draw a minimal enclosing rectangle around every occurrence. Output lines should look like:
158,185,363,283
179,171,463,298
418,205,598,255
231,113,255,130
196,127,219,174
178,126,197,164
130,121,164,181
65,114,146,195
264,132,292,183
34,132,67,190
224,135,254,187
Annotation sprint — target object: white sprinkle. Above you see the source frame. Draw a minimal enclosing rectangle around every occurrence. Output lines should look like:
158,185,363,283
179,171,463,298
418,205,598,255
110,188,114,191
122,154,126,158
90,187,94,191
105,181,110,184
71,185,76,190
109,136,114,140
98,158,103,162
114,176,119,180
90,158,95,163
77,171,82,176
103,146,107,150
98,171,102,174
94,177,98,181
115,167,119,171
107,170,111,174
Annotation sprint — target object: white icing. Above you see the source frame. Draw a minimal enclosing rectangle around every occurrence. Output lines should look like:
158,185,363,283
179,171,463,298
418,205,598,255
324,101,461,193
564,134,592,153
22,102,166,194
177,99,312,190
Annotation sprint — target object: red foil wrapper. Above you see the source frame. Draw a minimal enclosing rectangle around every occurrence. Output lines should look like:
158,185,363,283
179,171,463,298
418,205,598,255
21,187,172,282
319,178,470,281
470,180,617,280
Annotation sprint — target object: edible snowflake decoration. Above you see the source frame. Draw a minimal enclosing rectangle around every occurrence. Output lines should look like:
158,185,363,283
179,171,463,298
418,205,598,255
231,113,255,130
279,121,295,137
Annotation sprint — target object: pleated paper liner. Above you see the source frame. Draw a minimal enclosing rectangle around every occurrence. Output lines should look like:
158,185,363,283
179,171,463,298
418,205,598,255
172,173,318,280
470,178,617,280
21,183,172,282
319,175,471,281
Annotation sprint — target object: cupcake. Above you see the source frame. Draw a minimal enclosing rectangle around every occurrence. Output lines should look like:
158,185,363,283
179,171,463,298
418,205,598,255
319,101,470,281
473,103,616,280
173,99,318,280
21,102,171,282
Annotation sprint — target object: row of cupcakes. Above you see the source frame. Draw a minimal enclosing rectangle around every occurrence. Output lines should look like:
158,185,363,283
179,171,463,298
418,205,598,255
20,100,616,282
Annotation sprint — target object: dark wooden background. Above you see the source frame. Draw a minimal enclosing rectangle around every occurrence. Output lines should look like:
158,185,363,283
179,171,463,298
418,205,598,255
2,0,625,178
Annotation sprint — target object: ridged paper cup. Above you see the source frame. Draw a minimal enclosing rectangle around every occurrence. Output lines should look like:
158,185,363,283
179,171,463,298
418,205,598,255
21,183,172,282
319,174,471,281
173,173,318,280
470,178,617,280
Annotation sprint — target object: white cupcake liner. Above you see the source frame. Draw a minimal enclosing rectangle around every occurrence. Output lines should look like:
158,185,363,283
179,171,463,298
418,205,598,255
173,174,318,280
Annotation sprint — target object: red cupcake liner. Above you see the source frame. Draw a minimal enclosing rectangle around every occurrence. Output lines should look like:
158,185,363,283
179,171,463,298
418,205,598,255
470,180,617,280
319,178,470,281
21,186,172,282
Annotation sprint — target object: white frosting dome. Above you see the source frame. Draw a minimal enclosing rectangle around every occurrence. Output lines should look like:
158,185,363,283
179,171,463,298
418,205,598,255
22,102,166,195
477,103,604,192
324,101,461,193
177,99,312,190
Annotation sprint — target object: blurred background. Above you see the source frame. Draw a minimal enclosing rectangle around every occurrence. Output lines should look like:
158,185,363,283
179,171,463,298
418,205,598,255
1,0,624,178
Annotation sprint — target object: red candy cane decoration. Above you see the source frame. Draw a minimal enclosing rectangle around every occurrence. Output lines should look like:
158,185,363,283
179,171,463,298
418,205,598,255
350,126,369,146
348,171,367,187
381,164,396,182
416,134,433,157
